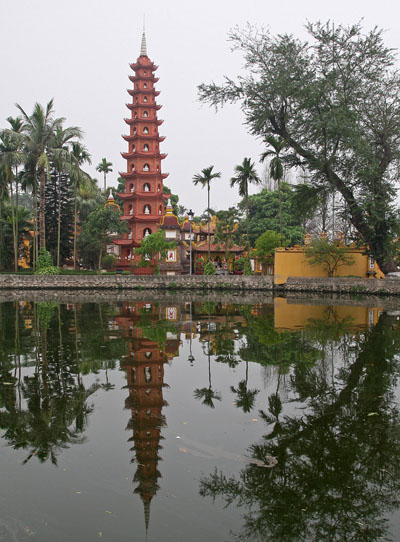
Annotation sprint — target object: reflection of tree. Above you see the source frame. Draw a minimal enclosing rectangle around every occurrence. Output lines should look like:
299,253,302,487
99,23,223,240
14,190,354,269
200,314,400,541
0,301,125,465
194,315,221,409
231,359,259,413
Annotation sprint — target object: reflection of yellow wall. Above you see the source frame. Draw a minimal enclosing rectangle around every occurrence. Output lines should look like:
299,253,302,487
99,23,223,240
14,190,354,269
274,297,383,330
17,237,32,269
274,246,384,284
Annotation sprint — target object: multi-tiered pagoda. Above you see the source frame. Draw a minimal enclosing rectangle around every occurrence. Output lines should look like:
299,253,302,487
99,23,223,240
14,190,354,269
114,32,168,266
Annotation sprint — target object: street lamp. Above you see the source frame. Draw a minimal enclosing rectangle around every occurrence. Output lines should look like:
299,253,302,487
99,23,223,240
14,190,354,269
188,209,194,276
188,301,195,365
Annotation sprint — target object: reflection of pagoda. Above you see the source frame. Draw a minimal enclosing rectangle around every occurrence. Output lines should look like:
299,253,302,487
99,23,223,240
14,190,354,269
114,31,169,267
115,301,181,535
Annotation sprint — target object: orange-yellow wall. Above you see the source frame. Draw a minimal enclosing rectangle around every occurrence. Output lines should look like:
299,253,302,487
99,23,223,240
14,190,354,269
274,247,384,284
274,297,383,330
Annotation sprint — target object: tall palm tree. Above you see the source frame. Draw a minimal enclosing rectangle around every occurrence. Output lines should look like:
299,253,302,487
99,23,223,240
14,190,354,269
16,100,82,254
193,165,221,261
5,116,24,271
69,143,93,269
52,125,84,267
96,158,113,192
230,157,261,248
261,136,286,238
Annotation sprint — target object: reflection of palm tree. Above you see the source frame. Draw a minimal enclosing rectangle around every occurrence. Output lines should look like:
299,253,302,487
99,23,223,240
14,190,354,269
231,360,259,413
194,316,221,408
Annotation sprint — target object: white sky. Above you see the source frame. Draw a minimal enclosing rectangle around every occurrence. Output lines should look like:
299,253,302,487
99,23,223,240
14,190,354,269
0,0,398,215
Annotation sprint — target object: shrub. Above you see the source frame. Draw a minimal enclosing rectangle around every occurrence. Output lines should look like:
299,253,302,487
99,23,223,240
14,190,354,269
203,261,216,275
35,249,60,276
102,254,118,271
243,258,253,275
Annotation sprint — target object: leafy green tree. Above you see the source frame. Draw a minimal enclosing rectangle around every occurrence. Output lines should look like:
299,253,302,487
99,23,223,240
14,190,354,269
254,230,284,273
78,205,127,270
198,22,400,273
193,166,221,261
214,207,242,263
261,136,286,237
230,157,261,247
305,237,355,277
246,186,304,246
96,158,113,192
134,229,176,267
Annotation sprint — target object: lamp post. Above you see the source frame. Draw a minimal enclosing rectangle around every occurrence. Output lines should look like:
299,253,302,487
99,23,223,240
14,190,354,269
188,301,195,365
188,209,194,276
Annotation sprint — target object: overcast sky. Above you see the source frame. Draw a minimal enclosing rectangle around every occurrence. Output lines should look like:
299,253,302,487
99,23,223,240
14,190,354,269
0,0,398,214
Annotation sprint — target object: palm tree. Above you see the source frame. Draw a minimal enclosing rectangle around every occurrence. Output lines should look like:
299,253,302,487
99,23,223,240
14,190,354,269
69,143,93,269
261,136,286,238
16,100,82,254
96,158,113,192
230,157,260,248
192,165,221,261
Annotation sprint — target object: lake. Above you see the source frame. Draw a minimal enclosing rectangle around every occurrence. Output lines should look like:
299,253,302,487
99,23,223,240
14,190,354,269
0,295,399,541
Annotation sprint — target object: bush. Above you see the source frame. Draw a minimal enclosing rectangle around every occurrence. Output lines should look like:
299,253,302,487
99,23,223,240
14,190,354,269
203,261,216,275
35,249,60,276
243,258,253,275
102,254,117,271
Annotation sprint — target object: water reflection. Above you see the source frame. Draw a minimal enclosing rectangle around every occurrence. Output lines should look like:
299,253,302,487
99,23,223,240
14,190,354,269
0,297,399,540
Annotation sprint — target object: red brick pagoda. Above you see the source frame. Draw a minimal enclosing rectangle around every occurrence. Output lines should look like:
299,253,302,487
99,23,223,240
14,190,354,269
114,32,168,266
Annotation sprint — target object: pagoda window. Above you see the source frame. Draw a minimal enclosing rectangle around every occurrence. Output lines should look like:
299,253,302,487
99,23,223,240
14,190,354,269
128,204,133,215
143,163,150,171
143,183,150,192
143,228,151,238
144,367,152,382
159,205,162,215
143,111,149,118
143,96,148,103
131,164,135,171
157,184,161,192
143,127,149,134
143,144,149,151
145,351,152,359
143,70,147,75
143,83,147,88
144,205,151,215
156,165,159,172
135,97,138,103
128,230,133,239
134,112,138,119
132,144,136,152
131,368,136,383
129,183,134,192
133,128,137,134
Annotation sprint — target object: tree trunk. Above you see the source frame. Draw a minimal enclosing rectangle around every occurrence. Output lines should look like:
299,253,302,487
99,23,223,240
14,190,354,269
246,185,249,249
207,182,211,262
33,178,38,270
104,172,106,193
73,179,78,269
15,167,19,271
39,168,46,250
278,179,283,238
98,247,103,272
9,179,17,272
57,173,62,268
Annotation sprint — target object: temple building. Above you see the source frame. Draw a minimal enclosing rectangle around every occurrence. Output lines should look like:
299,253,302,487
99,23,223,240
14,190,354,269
114,32,168,268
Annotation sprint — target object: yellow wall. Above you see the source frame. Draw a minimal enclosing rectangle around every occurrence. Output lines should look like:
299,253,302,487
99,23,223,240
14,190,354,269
274,246,384,284
274,297,383,331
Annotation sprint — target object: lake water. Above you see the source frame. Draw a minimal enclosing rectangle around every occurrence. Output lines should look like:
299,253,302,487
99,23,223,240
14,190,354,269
0,295,399,541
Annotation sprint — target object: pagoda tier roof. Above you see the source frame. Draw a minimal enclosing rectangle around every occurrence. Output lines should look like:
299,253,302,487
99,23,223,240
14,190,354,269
126,103,162,111
122,134,165,142
113,239,140,247
124,118,163,126
121,151,167,160
130,60,158,71
194,241,245,253
116,191,136,199
129,75,159,83
120,171,169,180
120,215,164,223
127,88,160,97
119,192,167,200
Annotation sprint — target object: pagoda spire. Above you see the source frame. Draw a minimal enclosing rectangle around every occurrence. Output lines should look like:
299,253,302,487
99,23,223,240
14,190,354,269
140,30,147,57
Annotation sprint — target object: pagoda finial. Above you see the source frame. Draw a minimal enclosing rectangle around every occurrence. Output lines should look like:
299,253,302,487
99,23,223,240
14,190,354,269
140,26,147,57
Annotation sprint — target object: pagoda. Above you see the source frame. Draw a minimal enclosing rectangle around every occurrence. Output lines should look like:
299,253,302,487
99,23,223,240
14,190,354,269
114,32,168,266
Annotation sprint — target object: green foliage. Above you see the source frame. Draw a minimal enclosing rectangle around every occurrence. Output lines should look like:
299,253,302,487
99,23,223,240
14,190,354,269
245,186,304,246
102,254,117,270
203,261,216,275
254,230,284,271
305,238,355,277
214,207,242,260
199,22,400,272
243,258,253,275
135,230,175,266
35,248,60,275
